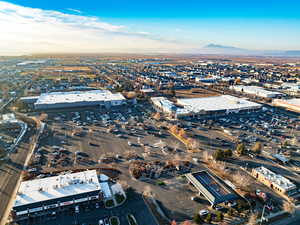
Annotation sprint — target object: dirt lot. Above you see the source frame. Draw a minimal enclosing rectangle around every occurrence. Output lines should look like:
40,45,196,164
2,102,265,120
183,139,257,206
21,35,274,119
175,88,220,98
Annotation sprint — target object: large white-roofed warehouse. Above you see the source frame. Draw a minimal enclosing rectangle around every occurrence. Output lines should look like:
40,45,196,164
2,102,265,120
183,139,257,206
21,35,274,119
21,90,126,110
151,95,261,118
11,170,112,220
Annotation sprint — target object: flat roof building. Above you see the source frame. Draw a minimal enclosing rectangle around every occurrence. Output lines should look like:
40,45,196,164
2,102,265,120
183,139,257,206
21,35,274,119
186,171,238,206
22,90,126,110
252,167,298,197
152,95,261,118
230,85,283,98
12,170,110,218
273,98,300,113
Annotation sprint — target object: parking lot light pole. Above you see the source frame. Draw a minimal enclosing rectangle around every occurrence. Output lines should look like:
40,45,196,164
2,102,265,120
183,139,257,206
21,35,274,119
260,204,266,225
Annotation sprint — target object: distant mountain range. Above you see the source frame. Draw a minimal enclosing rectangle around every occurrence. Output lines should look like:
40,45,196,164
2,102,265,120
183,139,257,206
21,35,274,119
198,43,300,56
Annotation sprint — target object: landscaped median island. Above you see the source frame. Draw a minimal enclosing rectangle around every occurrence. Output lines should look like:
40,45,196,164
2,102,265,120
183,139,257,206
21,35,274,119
127,214,138,225
115,193,126,205
109,216,120,225
105,199,115,208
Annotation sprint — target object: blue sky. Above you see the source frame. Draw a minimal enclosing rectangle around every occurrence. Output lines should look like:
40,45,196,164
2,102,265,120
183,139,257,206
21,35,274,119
0,0,300,55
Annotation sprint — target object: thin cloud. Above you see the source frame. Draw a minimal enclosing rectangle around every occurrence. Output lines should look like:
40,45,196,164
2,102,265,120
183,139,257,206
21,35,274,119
0,1,192,55
67,8,82,14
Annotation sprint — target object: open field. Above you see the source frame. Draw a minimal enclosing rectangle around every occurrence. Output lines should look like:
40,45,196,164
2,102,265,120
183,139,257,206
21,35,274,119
175,88,220,98
43,66,92,72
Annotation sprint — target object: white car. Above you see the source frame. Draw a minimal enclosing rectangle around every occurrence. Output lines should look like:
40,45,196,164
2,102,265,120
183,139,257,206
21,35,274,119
75,205,79,213
199,209,209,216
98,219,104,225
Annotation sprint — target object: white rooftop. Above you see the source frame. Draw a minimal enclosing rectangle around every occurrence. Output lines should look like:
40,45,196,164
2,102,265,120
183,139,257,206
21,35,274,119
14,170,101,207
280,98,300,105
254,166,296,191
35,90,125,105
2,113,16,121
177,95,261,114
231,85,282,97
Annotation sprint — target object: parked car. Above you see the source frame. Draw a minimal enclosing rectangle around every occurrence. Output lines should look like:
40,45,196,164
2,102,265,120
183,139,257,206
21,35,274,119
199,209,209,216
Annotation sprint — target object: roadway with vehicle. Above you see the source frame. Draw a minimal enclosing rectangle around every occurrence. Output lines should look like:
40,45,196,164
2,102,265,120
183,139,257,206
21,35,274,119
0,116,44,225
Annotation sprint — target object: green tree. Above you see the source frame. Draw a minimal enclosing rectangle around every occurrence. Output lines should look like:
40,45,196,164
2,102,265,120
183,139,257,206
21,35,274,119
193,214,202,224
215,211,224,222
213,149,224,161
227,208,234,216
205,213,212,223
236,143,247,156
282,140,289,148
224,149,233,158
252,142,262,155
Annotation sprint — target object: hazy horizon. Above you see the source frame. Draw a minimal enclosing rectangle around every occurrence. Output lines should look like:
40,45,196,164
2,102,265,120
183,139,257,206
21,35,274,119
1,0,300,56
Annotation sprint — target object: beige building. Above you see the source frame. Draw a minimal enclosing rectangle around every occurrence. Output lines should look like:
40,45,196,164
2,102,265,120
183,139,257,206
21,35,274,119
252,167,298,197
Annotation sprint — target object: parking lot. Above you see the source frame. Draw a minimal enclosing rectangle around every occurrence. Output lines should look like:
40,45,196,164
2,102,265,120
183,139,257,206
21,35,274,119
17,190,158,225
26,103,188,175
23,103,300,224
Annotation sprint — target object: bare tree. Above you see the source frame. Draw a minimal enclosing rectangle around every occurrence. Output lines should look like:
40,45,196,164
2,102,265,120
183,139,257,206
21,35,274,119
202,151,211,162
39,113,48,122
118,180,129,191
232,172,251,190
153,112,161,121
188,139,199,150
178,128,186,137
126,91,137,99
170,125,179,134
247,213,258,225
172,141,180,152
143,185,154,197
283,201,296,216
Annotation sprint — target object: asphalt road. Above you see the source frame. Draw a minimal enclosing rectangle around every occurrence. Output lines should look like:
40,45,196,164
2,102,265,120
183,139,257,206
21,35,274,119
0,142,31,224
0,119,40,225
18,190,158,225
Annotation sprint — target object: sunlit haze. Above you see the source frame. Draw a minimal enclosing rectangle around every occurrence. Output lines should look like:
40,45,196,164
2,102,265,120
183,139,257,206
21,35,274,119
1,0,300,55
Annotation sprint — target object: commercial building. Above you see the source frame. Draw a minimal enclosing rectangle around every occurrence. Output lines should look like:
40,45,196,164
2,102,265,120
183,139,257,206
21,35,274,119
186,171,238,206
281,83,300,95
12,170,112,219
252,167,298,197
273,98,300,113
22,90,126,110
152,95,261,118
230,85,283,98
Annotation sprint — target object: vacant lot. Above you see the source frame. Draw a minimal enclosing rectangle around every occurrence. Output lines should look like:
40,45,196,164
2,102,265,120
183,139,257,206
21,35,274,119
175,88,220,98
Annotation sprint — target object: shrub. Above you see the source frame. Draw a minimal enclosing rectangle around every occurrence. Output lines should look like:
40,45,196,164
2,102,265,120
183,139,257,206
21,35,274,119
105,199,115,208
156,180,166,186
213,149,224,161
110,217,120,225
227,208,235,216
205,213,212,223
215,211,223,222
115,193,125,204
193,214,202,224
